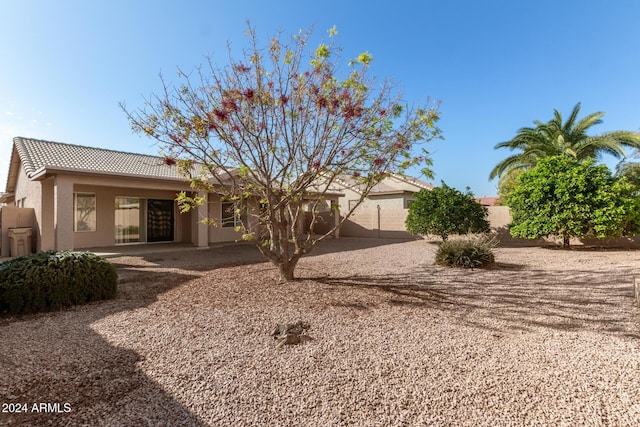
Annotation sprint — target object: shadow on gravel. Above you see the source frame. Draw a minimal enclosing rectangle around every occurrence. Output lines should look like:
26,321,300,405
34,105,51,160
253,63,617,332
107,237,416,276
111,245,266,273
313,266,640,339
307,236,418,256
0,269,207,426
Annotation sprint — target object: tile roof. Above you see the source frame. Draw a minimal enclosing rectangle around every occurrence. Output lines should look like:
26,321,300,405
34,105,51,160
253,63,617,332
476,196,499,206
13,137,183,180
335,173,433,195
395,174,434,190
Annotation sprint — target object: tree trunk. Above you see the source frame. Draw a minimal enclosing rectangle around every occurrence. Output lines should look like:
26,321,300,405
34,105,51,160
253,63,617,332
279,265,295,281
278,259,298,281
562,234,570,248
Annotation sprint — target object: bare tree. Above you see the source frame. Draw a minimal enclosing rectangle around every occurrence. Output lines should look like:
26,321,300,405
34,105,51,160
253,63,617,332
123,25,441,281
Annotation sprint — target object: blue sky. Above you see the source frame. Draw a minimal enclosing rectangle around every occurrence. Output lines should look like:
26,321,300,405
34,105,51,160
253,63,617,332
2,0,640,197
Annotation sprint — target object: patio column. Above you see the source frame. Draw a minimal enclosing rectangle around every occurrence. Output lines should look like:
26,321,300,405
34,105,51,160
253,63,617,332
194,192,209,247
40,177,55,251
333,199,340,238
54,175,74,250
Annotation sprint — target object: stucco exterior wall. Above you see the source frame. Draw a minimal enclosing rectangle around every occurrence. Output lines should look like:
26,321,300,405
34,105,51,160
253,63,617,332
207,195,244,243
206,195,265,243
339,189,414,212
0,206,37,257
13,166,41,209
339,208,412,239
338,187,361,213
40,178,55,251
13,167,43,249
365,195,410,210
72,184,187,248
486,206,511,229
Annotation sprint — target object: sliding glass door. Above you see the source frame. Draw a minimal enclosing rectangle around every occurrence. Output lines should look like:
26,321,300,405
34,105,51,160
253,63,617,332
115,197,144,244
147,199,174,242
115,197,174,244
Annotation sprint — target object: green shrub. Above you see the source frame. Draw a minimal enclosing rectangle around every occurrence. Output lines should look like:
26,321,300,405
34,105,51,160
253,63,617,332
435,236,496,268
0,251,117,315
406,182,490,241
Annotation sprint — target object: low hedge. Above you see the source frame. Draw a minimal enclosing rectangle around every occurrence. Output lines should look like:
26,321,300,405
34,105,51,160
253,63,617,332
0,251,117,315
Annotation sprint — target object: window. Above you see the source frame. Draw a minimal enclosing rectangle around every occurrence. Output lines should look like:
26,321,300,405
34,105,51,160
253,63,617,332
115,197,143,244
404,199,415,209
348,199,359,211
221,201,246,228
221,202,238,228
74,193,96,232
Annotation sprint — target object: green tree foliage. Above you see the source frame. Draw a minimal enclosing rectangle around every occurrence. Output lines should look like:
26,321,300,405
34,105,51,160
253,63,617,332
123,25,441,281
615,153,640,193
405,183,490,241
506,156,640,248
490,103,640,180
496,169,522,205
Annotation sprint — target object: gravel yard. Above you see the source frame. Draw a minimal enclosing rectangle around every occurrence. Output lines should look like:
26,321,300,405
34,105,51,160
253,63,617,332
2,237,640,426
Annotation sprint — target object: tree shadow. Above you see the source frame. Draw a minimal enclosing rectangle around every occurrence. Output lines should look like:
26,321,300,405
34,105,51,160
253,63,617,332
491,226,549,248
97,237,420,272
106,243,267,273
0,268,208,426
306,236,420,257
542,245,640,252
490,262,527,271
311,265,640,339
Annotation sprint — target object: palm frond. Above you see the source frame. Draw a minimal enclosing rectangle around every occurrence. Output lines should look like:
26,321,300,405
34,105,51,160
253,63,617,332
489,151,539,180
492,103,639,178
563,102,582,133
573,111,604,135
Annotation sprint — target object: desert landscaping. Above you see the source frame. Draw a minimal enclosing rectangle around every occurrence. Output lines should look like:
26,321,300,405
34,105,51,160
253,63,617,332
1,237,640,426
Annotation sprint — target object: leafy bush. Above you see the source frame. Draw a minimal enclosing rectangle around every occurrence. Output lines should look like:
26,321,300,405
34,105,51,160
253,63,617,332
406,182,490,241
506,156,640,248
0,251,117,315
435,236,496,268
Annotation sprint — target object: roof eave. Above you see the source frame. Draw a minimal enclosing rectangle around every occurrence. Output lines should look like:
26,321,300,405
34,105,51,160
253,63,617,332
35,166,188,183
367,190,417,197
0,192,15,203
4,145,22,193
389,172,434,190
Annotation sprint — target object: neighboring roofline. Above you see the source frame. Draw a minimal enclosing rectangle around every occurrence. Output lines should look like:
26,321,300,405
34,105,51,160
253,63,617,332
388,172,434,190
475,196,500,206
331,172,433,196
304,190,345,199
367,190,417,197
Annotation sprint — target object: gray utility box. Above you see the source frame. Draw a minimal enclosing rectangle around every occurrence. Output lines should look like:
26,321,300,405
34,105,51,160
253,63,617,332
8,227,32,257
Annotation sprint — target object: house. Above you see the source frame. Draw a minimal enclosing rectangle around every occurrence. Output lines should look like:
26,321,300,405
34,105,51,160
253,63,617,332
333,173,433,212
326,173,433,238
1,137,341,256
476,196,499,206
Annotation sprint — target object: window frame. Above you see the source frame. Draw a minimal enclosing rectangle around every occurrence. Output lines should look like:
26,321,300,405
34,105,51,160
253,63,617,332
221,201,241,228
74,192,97,232
404,199,415,209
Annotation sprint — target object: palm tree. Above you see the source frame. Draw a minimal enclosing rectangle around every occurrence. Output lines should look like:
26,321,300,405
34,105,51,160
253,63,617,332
489,103,640,180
